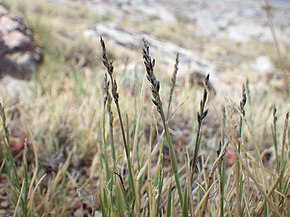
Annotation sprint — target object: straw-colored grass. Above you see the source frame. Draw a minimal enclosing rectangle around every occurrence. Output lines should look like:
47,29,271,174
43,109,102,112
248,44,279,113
0,0,289,216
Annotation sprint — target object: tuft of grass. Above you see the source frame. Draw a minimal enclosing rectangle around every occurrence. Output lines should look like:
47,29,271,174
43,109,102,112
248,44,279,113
1,36,289,216
0,1,289,215
0,103,28,216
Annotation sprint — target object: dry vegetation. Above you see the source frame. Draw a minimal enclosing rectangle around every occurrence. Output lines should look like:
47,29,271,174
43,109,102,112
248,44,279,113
0,0,289,216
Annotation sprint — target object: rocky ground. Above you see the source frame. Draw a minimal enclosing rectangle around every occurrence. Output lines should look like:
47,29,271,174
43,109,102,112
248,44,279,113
53,0,290,99
1,0,289,100
55,0,290,43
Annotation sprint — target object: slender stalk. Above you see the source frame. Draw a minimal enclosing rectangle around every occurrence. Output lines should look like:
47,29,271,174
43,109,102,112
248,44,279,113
142,38,183,207
102,74,111,184
182,184,188,217
186,149,195,217
277,112,289,214
147,116,154,216
104,74,116,170
22,140,28,216
280,112,288,175
263,1,290,93
235,84,246,216
166,182,172,217
219,106,226,217
200,143,227,217
104,73,116,216
167,53,179,120
191,75,209,179
100,37,137,212
271,105,279,171
156,169,164,215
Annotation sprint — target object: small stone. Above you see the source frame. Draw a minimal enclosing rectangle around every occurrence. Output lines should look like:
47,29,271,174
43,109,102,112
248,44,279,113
0,187,5,194
0,16,19,32
0,200,10,209
0,210,7,217
3,31,30,48
252,56,275,74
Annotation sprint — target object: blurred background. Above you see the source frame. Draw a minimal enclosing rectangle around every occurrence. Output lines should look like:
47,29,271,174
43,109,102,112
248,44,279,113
0,0,289,99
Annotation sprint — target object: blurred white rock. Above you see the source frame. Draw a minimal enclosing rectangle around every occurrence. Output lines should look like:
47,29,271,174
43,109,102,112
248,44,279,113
252,56,275,74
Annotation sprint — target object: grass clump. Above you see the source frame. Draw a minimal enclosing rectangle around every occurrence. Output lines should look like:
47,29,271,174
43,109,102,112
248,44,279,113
91,38,289,216
0,35,289,216
0,103,28,216
0,36,289,216
0,2,289,215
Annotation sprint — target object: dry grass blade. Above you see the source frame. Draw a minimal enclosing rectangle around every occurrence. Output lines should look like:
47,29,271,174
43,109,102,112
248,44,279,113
255,174,282,215
0,3,289,214
241,161,283,217
0,103,27,216
263,1,290,93
235,84,247,217
199,144,227,217
280,112,288,170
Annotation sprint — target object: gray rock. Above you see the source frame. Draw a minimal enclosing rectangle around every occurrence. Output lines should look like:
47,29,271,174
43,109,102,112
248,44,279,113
0,5,42,80
85,23,220,94
61,0,290,43
85,23,216,75
0,76,33,105
252,56,275,73
155,0,290,43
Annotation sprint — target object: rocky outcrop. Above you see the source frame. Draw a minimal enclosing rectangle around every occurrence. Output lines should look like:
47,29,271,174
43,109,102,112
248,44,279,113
68,0,290,44
85,23,218,86
0,5,42,80
156,0,290,43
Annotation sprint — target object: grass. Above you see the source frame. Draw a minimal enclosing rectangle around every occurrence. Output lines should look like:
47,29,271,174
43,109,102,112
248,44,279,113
0,0,289,216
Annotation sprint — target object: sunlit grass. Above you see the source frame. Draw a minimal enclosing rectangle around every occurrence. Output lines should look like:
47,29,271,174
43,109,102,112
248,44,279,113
0,0,289,216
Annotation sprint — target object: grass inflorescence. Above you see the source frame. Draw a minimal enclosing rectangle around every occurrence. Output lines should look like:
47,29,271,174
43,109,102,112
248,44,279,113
0,37,289,216
143,38,184,209
0,2,289,214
